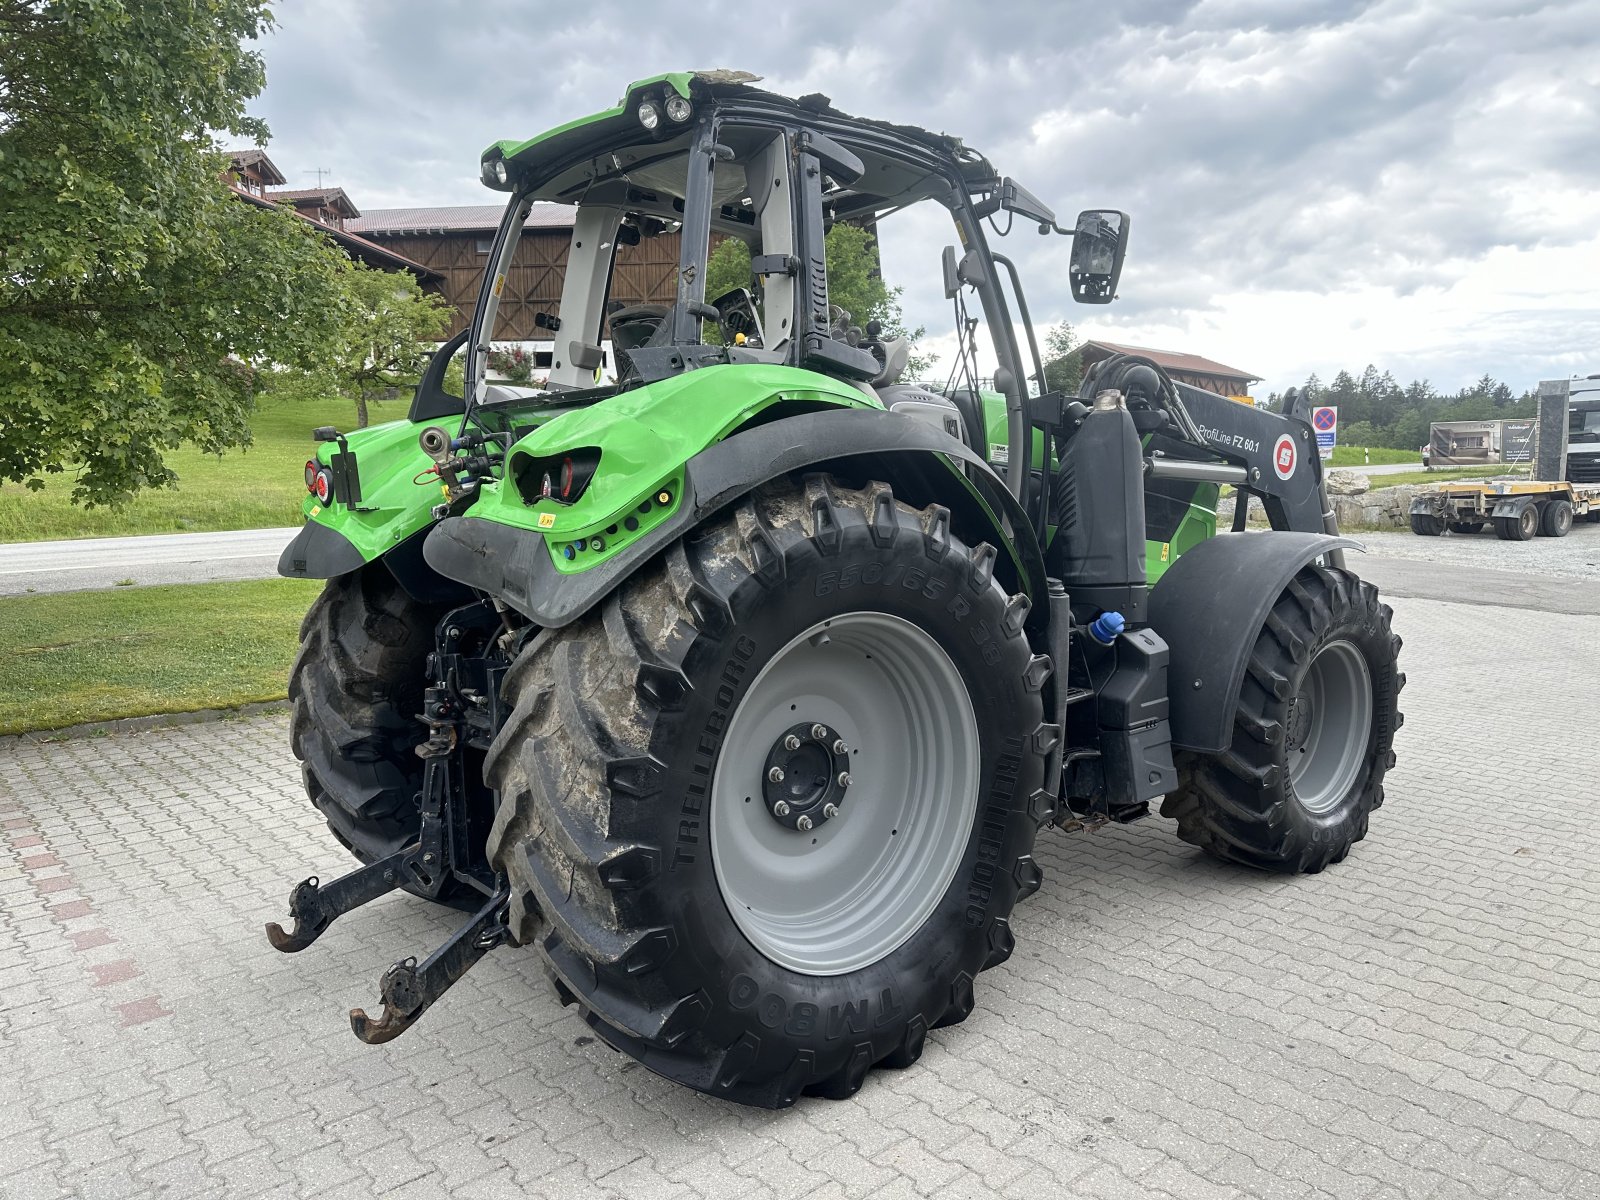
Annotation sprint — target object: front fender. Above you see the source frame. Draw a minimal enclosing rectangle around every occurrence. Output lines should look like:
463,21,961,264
1147,531,1361,753
424,408,1045,629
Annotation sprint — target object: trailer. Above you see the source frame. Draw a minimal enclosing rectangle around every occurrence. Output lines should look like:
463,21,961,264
1409,478,1600,540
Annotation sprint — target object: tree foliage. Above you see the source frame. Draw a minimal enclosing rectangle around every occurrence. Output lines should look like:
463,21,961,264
0,0,354,505
314,266,452,427
1265,366,1535,450
1040,321,1082,395
704,225,929,374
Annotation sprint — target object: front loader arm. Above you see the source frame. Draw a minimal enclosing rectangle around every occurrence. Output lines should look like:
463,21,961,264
1173,383,1334,537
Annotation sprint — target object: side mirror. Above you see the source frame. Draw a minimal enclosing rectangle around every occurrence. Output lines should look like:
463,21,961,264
1069,210,1129,304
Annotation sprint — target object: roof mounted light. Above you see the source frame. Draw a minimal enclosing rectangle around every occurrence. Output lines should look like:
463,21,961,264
481,156,509,188
664,93,692,123
637,100,661,131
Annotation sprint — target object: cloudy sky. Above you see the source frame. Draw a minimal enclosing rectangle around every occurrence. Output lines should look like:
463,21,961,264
251,0,1600,397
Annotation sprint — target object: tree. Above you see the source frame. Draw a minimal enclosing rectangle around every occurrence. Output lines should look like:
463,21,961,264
1040,322,1082,395
703,225,929,374
0,0,353,506
317,267,453,427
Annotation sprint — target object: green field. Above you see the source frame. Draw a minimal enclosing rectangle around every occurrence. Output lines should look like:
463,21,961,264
1368,465,1529,490
0,578,320,735
1329,445,1418,466
0,393,406,543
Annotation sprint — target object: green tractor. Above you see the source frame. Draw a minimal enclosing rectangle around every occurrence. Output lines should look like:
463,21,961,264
268,72,1404,1107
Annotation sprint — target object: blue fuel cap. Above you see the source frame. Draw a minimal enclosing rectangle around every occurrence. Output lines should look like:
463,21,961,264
1088,611,1125,645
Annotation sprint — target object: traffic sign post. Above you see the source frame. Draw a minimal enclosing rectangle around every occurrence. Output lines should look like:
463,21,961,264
1313,406,1338,461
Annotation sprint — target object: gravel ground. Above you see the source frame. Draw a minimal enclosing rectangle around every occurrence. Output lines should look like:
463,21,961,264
1352,520,1600,582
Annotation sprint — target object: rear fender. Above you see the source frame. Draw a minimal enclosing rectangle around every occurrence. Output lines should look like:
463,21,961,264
1490,495,1538,520
1147,531,1360,753
424,407,1046,630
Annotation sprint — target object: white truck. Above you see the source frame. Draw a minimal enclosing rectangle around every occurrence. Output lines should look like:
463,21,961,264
1567,374,1600,485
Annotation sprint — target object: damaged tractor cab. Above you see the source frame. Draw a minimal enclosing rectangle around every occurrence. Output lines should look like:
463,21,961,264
271,72,1404,1107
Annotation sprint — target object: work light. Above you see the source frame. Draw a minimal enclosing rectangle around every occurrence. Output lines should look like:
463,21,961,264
637,100,661,130
664,94,693,123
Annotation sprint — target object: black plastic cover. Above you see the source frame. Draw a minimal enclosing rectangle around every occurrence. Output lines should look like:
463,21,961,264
1148,531,1359,752
277,520,366,580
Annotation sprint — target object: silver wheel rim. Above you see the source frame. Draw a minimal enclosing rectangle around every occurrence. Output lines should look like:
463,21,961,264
1286,639,1373,815
710,612,980,976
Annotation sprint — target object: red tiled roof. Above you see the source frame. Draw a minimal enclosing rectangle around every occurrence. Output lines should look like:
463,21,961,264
226,184,439,281
348,203,577,236
1080,339,1260,383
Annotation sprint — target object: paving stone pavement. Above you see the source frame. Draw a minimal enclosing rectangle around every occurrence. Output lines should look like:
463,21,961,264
3,591,1599,1200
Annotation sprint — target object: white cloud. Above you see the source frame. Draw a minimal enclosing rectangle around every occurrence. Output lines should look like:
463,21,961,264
251,0,1600,393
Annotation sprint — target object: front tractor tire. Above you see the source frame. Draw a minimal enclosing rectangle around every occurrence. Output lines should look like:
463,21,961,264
290,566,446,863
1161,564,1403,873
484,477,1051,1107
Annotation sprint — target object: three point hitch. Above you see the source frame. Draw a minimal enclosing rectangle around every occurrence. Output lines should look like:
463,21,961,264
266,676,509,1044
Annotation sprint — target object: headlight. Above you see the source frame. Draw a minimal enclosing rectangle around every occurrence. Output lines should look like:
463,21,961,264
512,447,600,507
637,100,661,130
664,94,692,123
480,156,509,187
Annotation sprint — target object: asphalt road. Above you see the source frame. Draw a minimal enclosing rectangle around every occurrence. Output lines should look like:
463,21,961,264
0,528,300,597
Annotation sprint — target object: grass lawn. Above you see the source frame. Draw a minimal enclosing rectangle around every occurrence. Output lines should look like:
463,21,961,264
0,577,321,735
1329,445,1417,466
1367,465,1529,490
0,394,409,543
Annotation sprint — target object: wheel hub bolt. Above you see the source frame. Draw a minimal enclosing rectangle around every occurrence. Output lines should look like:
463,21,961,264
783,734,801,751
774,800,791,817
811,723,829,741
822,802,839,820
838,771,852,787
796,815,814,832
833,739,848,755
768,766,785,783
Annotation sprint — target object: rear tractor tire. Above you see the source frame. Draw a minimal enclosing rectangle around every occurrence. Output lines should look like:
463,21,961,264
1539,499,1574,538
484,476,1051,1107
290,566,447,865
1409,513,1445,537
1161,564,1403,873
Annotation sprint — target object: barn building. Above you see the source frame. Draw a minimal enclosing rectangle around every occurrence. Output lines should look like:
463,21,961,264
1078,340,1260,398
348,205,681,364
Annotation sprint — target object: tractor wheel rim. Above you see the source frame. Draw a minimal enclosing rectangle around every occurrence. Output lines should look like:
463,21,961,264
1287,639,1373,815
711,612,980,976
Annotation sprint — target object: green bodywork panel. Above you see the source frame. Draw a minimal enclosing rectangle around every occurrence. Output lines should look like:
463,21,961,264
975,390,1218,582
298,367,1213,594
297,364,882,572
483,73,694,177
298,415,459,560
472,364,880,571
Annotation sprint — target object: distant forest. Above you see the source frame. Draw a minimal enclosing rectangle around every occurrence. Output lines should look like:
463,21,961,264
1262,368,1534,451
